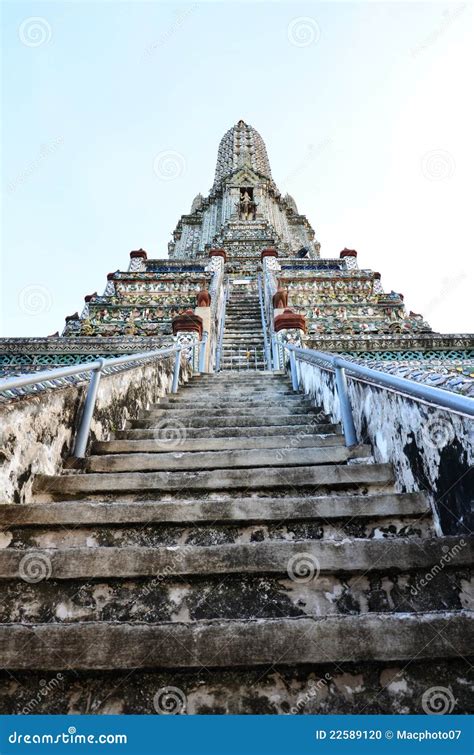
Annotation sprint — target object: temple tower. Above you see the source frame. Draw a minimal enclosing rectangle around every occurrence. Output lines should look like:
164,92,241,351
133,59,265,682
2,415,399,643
169,119,320,267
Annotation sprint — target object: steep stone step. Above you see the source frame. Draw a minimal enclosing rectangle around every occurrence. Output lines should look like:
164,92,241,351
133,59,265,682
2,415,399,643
1,611,471,670
139,405,320,418
94,435,340,454
33,462,394,497
0,512,433,552
0,564,465,625
0,492,430,527
159,394,313,406
115,424,340,439
85,445,372,473
1,536,469,580
128,416,336,430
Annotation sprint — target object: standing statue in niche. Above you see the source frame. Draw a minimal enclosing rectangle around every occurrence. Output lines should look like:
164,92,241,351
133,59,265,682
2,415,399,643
238,189,257,220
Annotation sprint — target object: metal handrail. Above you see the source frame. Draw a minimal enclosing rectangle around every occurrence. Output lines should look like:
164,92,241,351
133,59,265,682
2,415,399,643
215,278,229,371
257,273,272,369
284,343,474,446
0,339,207,457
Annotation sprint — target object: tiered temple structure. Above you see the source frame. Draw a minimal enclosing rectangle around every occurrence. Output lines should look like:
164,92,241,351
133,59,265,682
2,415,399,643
1,119,473,393
1,120,473,715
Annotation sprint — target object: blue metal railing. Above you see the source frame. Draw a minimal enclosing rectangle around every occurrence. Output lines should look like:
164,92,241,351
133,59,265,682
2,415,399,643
0,339,207,457
283,344,474,446
215,279,229,371
257,273,272,369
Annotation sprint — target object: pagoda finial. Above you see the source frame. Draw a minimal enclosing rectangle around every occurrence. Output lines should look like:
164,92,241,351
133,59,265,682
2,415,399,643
213,120,273,189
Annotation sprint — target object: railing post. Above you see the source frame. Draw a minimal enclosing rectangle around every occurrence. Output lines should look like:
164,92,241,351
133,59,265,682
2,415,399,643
198,332,208,373
271,334,280,371
334,357,358,447
73,359,104,458
289,349,298,391
172,346,182,393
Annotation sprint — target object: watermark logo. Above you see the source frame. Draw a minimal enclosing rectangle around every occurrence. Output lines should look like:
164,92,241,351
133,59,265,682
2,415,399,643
421,686,456,714
19,17,52,48
154,418,187,449
287,17,321,48
19,552,52,583
153,686,187,714
153,150,186,181
287,552,320,583
421,150,455,181
18,285,53,316
410,538,466,596
421,416,455,451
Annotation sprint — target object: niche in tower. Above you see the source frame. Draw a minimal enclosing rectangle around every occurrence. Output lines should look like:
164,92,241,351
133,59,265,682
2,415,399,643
239,187,256,220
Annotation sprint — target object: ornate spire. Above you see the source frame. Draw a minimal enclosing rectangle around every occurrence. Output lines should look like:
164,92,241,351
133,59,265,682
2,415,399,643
213,119,273,189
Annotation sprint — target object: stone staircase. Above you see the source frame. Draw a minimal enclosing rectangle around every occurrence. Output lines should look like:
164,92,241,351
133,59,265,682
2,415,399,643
0,372,472,714
221,285,266,370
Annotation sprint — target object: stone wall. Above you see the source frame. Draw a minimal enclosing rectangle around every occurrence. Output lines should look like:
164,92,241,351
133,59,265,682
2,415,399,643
297,361,474,536
0,357,191,504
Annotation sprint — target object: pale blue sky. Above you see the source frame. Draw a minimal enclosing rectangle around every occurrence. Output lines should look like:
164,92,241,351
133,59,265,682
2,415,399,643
2,1,473,337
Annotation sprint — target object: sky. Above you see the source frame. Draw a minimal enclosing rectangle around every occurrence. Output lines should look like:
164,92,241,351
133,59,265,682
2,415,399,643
1,0,473,337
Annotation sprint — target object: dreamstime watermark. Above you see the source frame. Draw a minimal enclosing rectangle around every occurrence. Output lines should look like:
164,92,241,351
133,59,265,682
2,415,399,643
20,675,64,715
411,4,467,58
289,673,333,714
275,413,327,462
421,149,455,181
421,415,455,451
18,285,53,317
423,272,466,317
287,552,320,583
153,417,187,449
144,4,198,59
421,685,456,714
410,539,466,597
281,138,333,189
7,137,64,194
18,552,52,583
153,686,187,714
141,555,186,597
153,150,186,181
287,17,321,48
19,17,52,48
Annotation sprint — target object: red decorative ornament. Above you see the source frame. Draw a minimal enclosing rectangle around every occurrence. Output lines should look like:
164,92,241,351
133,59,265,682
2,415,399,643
209,248,227,262
339,249,357,258
172,310,203,338
261,247,278,261
197,290,211,307
274,308,307,334
273,289,288,309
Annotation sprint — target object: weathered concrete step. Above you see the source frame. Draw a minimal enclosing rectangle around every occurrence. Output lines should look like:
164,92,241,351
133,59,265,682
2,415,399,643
1,536,469,580
1,611,471,669
194,374,285,381
6,554,466,625
33,462,393,496
116,424,339,439
0,492,430,527
86,445,371,473
128,416,336,430
160,394,312,405
94,434,342,454
181,385,291,393
175,389,295,398
224,325,262,330
0,515,434,551
139,405,318,418
3,658,470,713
